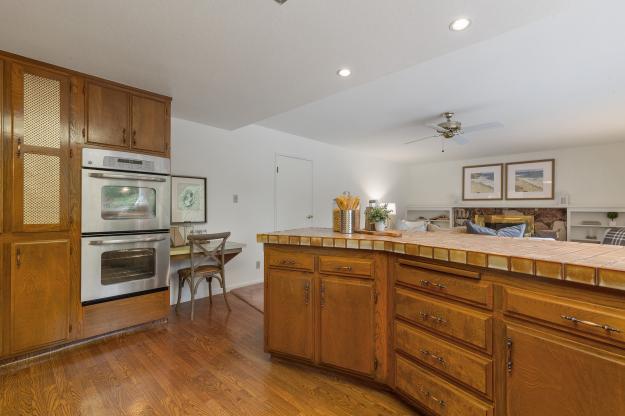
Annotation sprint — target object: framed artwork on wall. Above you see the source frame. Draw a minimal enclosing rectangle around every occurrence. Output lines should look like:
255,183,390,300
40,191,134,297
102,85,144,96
171,175,207,223
462,163,504,201
505,159,554,200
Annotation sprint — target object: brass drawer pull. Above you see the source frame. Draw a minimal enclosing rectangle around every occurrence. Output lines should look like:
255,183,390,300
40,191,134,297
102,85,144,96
419,349,446,366
419,279,446,290
280,259,296,266
561,315,621,333
320,282,326,307
335,265,352,271
417,385,446,407
419,311,447,324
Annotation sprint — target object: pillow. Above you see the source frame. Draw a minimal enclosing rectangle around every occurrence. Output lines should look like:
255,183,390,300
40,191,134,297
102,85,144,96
466,221,497,236
466,221,527,238
398,219,427,232
497,223,527,238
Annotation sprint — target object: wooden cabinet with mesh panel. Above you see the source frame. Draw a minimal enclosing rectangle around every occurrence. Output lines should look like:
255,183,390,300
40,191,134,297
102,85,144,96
9,63,70,233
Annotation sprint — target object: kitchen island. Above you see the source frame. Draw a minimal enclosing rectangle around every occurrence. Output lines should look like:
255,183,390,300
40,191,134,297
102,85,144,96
258,228,625,416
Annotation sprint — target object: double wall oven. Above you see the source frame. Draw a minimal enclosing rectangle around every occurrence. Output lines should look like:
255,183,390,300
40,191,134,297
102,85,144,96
81,148,171,304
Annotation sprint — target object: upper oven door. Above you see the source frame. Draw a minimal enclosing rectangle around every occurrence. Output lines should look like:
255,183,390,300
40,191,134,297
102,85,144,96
82,169,171,233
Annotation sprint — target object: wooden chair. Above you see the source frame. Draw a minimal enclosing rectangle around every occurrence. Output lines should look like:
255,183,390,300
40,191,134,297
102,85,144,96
175,232,231,319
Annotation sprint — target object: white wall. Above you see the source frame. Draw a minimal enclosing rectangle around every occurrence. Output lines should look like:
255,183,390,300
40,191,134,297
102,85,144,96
404,142,625,209
170,118,406,304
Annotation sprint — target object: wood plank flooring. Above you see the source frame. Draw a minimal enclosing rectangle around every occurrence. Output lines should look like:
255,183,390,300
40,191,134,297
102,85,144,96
0,295,417,415
231,283,264,313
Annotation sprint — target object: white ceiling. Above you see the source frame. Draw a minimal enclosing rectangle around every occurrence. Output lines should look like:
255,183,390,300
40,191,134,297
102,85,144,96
261,1,625,162
1,0,567,132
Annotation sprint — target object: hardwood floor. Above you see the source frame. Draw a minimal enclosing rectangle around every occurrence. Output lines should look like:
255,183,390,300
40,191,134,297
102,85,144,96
0,295,417,415
231,283,264,313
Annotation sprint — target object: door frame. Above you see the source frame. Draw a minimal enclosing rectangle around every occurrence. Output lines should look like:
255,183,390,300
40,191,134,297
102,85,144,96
273,153,314,232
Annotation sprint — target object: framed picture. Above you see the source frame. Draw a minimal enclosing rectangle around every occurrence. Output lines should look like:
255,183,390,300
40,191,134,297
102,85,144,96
171,175,207,223
506,159,554,200
462,164,503,201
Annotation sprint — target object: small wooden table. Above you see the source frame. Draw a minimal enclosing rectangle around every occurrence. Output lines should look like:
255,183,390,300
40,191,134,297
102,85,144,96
170,241,245,263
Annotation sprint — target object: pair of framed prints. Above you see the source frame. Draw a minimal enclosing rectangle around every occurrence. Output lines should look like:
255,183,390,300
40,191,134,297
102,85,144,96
462,159,554,201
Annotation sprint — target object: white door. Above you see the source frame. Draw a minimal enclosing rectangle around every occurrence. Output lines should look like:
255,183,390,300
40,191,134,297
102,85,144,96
275,155,313,231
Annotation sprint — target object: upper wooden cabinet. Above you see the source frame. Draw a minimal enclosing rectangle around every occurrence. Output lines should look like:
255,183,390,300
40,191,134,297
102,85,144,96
10,240,71,354
10,63,70,232
85,81,129,148
85,81,170,156
131,95,168,154
505,324,625,416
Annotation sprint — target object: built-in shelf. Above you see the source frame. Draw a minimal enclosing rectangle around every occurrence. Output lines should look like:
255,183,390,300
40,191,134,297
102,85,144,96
567,207,625,243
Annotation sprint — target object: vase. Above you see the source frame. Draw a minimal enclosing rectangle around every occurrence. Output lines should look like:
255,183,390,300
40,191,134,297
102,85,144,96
609,220,617,227
375,221,386,232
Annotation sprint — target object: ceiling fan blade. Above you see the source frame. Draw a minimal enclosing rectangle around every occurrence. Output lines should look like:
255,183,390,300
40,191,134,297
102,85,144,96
462,122,503,134
452,135,469,145
425,123,447,133
404,134,440,145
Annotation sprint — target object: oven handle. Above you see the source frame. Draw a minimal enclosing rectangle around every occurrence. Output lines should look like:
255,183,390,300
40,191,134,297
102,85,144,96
88,172,167,182
89,237,167,245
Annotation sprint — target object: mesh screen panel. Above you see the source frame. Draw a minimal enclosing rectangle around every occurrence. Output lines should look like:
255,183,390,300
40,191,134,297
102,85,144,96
23,73,61,149
23,153,61,225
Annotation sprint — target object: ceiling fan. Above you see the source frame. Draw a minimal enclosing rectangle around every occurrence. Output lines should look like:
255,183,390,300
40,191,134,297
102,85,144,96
404,112,503,152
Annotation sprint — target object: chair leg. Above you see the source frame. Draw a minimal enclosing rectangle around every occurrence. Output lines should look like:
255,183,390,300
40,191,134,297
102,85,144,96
175,276,184,312
190,277,196,320
219,272,231,311
208,276,213,305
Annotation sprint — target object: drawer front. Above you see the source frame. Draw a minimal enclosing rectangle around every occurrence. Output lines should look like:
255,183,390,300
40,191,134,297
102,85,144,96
395,288,493,353
395,355,493,416
267,250,314,272
395,321,492,397
503,287,625,345
319,255,373,278
395,260,492,309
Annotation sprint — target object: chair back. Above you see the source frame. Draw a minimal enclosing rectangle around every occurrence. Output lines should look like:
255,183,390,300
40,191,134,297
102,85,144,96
602,228,625,246
187,232,231,272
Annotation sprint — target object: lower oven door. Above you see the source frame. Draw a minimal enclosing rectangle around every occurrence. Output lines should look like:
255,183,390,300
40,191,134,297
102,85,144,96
81,232,170,303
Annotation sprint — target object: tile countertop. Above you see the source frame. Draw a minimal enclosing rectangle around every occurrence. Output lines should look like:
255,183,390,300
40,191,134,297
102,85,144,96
257,228,625,291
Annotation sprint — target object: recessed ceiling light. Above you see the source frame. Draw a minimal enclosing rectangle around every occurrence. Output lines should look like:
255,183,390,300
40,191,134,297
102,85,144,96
449,17,471,31
337,68,352,77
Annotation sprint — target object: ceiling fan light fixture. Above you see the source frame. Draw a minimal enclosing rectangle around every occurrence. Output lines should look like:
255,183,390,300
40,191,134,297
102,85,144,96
274,0,289,4
449,17,471,31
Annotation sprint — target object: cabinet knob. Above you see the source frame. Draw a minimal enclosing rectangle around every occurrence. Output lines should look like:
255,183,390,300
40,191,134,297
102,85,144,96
122,128,127,143
132,130,137,145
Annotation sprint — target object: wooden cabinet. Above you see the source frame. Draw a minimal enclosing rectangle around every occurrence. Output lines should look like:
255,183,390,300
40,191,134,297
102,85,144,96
265,268,314,361
505,324,625,416
85,81,129,148
85,82,170,155
320,276,375,375
10,240,70,353
10,63,70,232
131,95,168,153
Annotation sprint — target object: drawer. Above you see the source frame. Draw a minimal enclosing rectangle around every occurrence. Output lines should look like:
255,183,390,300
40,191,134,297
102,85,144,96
319,255,373,278
395,321,492,398
503,287,625,345
395,355,493,416
267,250,314,272
396,259,492,309
395,288,493,353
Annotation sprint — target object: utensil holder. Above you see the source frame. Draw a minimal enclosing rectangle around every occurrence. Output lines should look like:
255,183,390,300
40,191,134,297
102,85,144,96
339,209,360,234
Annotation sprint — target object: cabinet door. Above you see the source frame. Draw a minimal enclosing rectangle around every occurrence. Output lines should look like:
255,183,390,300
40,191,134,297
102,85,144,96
320,276,375,375
10,63,70,232
131,95,168,154
266,269,314,361
86,81,130,148
0,59,4,233
11,240,70,353
506,325,625,416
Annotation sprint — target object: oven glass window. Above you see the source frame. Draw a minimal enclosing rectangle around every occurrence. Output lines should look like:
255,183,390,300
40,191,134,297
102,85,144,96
101,186,156,219
101,248,156,285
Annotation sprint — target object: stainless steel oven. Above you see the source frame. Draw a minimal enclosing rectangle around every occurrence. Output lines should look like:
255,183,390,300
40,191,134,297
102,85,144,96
82,148,171,234
81,232,170,303
81,148,171,304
